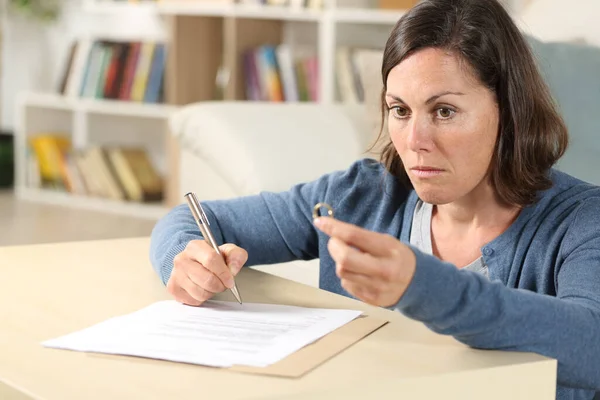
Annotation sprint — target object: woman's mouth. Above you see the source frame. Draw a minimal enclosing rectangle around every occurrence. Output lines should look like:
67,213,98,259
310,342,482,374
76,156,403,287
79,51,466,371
410,166,445,178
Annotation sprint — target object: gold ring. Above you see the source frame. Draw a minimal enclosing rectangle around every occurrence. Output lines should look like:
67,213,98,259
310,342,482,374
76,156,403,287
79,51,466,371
313,203,334,219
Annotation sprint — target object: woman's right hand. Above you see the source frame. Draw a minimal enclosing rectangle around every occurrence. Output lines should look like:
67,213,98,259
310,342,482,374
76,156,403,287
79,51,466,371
167,240,248,306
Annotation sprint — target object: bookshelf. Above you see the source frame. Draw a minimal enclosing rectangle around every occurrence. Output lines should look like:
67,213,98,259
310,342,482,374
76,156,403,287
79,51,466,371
79,0,407,104
15,0,411,218
14,91,175,219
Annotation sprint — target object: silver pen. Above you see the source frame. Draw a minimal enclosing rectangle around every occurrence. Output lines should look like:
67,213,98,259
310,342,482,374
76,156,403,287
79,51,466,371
184,192,243,304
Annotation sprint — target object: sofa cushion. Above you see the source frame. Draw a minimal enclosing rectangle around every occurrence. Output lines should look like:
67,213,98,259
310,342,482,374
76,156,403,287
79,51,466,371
527,36,600,185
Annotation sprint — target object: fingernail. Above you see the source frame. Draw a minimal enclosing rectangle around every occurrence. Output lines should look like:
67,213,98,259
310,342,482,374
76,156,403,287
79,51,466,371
229,262,240,274
314,217,323,227
225,276,234,289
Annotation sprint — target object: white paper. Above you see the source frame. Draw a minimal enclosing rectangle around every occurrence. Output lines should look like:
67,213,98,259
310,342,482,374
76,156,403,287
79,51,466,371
42,300,362,368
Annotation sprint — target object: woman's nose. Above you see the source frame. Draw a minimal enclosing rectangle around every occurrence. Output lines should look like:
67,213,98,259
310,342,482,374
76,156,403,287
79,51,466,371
407,117,434,153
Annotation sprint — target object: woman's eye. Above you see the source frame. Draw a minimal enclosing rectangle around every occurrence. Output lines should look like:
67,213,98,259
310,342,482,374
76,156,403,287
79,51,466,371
392,106,409,118
436,108,455,119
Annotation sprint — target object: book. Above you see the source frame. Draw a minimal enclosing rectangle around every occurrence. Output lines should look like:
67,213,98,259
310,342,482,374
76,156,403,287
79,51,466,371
58,39,167,103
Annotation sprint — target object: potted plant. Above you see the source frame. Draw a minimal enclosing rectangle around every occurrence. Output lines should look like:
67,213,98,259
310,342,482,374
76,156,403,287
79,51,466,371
6,0,63,22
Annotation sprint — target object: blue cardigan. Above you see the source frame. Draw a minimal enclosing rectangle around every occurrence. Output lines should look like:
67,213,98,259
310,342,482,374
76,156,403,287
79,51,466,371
150,159,600,400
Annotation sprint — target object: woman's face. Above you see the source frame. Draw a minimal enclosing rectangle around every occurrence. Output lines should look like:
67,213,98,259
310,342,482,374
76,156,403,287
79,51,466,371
386,48,499,205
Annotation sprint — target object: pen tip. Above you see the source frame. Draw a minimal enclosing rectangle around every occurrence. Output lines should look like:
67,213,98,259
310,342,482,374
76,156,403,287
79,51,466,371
230,285,242,304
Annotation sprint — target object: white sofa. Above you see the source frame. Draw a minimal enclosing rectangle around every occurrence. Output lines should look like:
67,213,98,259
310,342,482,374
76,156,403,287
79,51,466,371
170,102,380,287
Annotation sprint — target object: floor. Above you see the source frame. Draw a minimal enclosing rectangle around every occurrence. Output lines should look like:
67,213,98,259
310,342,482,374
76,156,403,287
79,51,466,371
0,189,157,247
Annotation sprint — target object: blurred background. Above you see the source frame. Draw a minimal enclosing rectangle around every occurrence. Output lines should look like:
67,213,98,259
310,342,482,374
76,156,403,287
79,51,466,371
0,0,597,251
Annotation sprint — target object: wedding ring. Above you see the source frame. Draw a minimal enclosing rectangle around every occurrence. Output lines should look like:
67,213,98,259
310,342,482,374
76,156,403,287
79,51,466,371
313,203,334,219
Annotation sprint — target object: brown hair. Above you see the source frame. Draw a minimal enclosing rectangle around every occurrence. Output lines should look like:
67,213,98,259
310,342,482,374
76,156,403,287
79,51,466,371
376,0,568,206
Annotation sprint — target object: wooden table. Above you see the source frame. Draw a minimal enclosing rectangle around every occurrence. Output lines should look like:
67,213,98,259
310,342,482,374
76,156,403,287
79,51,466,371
0,238,556,400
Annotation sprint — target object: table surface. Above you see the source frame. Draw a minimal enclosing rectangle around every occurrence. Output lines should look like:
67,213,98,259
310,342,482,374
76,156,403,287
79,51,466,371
0,237,556,400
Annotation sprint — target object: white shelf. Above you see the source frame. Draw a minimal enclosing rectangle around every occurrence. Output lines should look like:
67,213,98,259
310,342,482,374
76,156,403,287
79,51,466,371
84,0,159,14
16,187,169,220
334,8,406,24
80,98,177,119
229,4,323,21
20,92,76,112
21,92,178,119
159,2,323,21
87,0,321,21
85,1,406,25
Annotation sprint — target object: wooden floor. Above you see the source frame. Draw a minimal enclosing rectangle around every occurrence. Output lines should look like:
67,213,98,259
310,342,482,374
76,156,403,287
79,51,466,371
0,189,157,247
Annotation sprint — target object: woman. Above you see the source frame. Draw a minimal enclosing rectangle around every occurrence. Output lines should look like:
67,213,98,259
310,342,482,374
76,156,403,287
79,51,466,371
149,0,600,398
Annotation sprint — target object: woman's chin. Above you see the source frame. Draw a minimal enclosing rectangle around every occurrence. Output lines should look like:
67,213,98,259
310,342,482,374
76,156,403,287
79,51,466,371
412,186,455,205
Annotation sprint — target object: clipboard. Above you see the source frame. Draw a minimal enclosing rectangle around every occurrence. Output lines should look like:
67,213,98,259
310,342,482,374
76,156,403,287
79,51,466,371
229,314,388,378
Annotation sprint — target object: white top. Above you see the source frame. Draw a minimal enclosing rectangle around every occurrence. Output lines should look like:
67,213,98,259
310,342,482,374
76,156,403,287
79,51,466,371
410,200,489,278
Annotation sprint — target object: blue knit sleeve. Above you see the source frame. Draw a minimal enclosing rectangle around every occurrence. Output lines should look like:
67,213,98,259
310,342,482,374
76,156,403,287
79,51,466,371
394,198,600,392
148,187,319,285
149,159,381,285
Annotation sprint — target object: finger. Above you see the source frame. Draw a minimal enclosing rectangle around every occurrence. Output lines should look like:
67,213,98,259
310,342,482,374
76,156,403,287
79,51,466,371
174,286,204,306
338,269,382,294
187,240,235,289
340,279,379,304
314,217,391,256
185,260,226,293
219,243,248,275
167,278,202,306
179,273,215,303
328,236,385,277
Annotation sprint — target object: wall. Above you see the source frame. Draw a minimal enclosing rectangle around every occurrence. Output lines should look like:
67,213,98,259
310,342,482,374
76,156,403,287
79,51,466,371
516,0,600,46
0,1,165,131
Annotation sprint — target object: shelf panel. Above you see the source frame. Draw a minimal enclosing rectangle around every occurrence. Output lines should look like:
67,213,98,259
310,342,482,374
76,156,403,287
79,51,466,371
16,187,169,220
21,93,178,119
19,92,76,111
85,1,407,25
333,8,406,24
157,2,237,17
80,98,178,119
159,2,322,21
159,3,404,24
84,0,159,14
233,4,322,21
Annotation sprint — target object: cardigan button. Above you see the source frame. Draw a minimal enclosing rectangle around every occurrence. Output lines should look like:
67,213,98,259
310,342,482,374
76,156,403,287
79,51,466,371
482,247,494,256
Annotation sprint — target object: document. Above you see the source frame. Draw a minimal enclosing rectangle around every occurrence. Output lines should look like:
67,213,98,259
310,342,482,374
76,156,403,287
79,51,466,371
42,300,363,368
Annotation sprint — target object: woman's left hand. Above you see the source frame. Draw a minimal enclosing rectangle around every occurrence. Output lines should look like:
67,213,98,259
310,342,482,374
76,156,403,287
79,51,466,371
314,216,417,307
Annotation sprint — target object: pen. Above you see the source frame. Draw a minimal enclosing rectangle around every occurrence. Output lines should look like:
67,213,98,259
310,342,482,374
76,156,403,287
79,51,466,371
184,192,243,304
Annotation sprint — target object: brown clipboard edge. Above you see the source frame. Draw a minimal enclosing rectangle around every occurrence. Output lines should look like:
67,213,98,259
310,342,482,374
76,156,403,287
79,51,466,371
229,315,389,378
